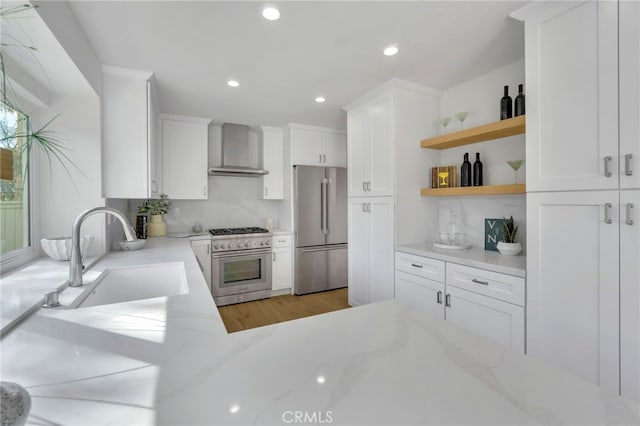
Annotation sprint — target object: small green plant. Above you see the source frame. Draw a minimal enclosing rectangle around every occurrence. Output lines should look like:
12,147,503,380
138,194,171,216
502,216,519,243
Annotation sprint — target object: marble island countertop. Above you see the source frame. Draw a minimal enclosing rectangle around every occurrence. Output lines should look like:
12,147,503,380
1,238,638,425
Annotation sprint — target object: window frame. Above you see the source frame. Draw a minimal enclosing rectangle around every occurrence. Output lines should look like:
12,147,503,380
0,100,40,275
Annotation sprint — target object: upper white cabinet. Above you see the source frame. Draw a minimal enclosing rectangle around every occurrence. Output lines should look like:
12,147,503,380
348,196,394,306
521,1,619,192
620,0,640,190
289,124,347,167
102,65,161,199
162,114,211,200
346,92,394,197
259,126,284,200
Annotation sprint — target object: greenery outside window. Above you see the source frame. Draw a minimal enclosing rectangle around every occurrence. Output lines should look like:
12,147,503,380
0,102,30,258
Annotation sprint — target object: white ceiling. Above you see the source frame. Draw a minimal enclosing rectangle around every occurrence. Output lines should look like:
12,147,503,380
68,1,526,130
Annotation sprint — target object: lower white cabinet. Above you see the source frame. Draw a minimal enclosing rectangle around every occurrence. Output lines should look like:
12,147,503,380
162,114,211,200
191,240,211,292
348,197,394,306
272,235,293,293
394,251,525,353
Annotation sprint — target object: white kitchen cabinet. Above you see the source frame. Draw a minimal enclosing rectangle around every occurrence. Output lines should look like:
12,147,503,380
521,1,618,192
620,0,640,190
394,251,525,353
272,235,293,293
346,92,394,197
289,124,346,167
527,191,620,392
395,270,444,320
621,190,640,400
102,65,161,199
445,286,524,353
162,114,211,200
348,197,394,306
259,126,284,200
191,240,211,292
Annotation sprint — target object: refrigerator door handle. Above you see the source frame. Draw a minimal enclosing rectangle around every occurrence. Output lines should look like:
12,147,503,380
321,178,329,234
320,181,326,233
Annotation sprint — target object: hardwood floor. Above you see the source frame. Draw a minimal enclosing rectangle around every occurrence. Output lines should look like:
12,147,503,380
217,288,350,333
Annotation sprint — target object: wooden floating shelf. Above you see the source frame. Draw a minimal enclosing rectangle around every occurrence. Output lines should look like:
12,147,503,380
420,184,526,197
420,115,526,150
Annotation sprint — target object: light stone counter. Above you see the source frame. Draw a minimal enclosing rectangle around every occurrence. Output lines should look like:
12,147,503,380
396,243,526,277
1,238,638,425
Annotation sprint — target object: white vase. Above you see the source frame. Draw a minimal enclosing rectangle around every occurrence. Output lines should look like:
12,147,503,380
147,214,167,237
497,241,522,256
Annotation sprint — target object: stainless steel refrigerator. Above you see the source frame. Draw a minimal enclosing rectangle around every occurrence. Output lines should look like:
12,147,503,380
294,166,348,295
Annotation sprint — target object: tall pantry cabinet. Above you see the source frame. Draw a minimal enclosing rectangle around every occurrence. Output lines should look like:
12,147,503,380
513,0,640,399
343,80,440,307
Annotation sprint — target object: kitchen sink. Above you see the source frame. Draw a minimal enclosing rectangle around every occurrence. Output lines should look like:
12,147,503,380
68,262,189,309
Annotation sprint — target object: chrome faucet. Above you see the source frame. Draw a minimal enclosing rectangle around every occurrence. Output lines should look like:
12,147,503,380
68,207,137,287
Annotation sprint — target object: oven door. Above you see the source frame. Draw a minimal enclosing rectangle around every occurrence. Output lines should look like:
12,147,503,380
211,249,272,298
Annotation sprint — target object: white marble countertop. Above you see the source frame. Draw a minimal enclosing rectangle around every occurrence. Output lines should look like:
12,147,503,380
396,243,526,277
2,238,637,425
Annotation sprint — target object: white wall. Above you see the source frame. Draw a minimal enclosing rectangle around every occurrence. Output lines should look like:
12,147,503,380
130,124,282,232
37,94,106,256
434,60,526,250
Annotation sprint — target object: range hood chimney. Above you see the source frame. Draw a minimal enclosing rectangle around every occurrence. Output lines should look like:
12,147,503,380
208,123,269,177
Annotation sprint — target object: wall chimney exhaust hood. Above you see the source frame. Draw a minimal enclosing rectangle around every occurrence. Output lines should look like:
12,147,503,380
208,123,269,177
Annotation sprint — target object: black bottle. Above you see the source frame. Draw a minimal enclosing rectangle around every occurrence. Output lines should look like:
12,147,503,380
500,85,513,120
473,152,483,186
514,84,525,117
461,153,472,187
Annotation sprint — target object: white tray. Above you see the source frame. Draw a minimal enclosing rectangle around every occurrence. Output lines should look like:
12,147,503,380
433,241,471,250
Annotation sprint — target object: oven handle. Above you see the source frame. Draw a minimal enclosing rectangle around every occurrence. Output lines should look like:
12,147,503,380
212,249,272,259
298,244,348,253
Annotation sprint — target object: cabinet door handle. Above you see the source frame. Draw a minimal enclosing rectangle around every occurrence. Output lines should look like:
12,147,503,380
436,290,442,304
367,203,371,213
604,203,613,224
626,203,635,225
362,182,366,192
604,156,613,177
471,278,489,286
319,154,322,163
366,181,371,192
207,244,210,255
625,154,633,176
445,293,451,307
362,203,366,213
410,263,423,269
322,154,326,163
273,251,276,262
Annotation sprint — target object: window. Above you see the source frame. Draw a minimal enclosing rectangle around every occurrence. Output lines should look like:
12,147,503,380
0,102,31,259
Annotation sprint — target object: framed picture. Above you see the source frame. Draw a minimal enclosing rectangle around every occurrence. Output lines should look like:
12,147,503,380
484,218,504,251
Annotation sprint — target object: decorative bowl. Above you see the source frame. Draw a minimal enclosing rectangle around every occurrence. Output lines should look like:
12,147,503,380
118,239,145,251
497,241,522,256
40,235,94,261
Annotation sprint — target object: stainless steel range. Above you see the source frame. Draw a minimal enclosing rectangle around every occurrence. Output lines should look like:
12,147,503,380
209,227,272,306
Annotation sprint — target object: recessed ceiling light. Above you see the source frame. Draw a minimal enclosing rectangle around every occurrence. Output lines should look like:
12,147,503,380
262,6,280,21
229,404,240,414
316,375,326,384
227,80,240,87
383,45,399,56
315,96,326,103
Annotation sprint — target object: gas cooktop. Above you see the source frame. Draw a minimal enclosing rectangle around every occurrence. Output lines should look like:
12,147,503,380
208,227,270,236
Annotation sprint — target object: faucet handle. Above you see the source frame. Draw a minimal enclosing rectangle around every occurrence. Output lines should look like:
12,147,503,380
42,290,61,308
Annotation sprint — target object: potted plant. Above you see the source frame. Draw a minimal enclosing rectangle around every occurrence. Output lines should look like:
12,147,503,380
497,216,522,256
137,194,171,237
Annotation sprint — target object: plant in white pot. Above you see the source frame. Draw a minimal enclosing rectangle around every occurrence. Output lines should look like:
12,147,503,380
137,194,171,237
497,216,521,256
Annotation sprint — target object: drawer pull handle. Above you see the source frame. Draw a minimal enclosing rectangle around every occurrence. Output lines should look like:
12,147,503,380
604,156,613,177
436,290,442,304
472,278,489,286
625,153,633,176
278,239,286,243
445,293,451,307
410,263,423,269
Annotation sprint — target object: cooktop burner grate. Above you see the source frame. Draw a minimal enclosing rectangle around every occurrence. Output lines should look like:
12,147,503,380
208,227,270,236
